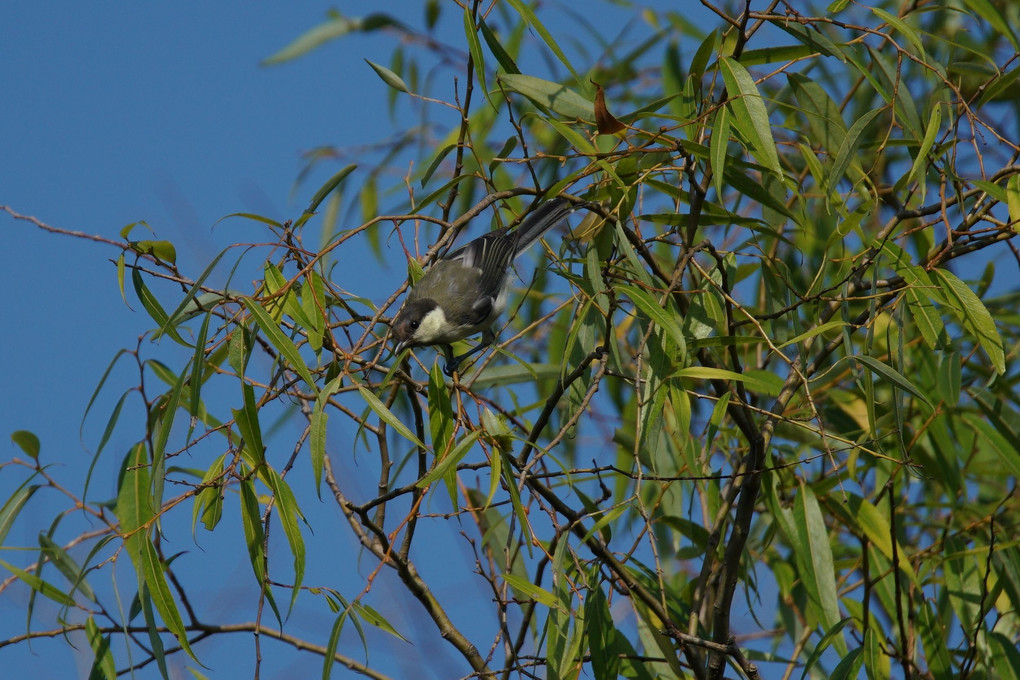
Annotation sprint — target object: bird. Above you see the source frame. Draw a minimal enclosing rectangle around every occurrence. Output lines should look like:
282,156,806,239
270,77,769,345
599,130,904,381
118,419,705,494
390,197,575,376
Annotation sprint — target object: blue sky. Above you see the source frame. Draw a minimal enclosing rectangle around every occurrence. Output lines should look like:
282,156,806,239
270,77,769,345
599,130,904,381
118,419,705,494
1,3,745,678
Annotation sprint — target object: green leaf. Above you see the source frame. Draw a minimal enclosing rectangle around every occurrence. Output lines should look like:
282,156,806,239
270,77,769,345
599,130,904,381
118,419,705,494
232,382,265,465
830,646,865,680
585,587,622,680
350,601,409,641
239,478,272,610
777,319,845,349
718,57,782,176
504,0,581,85
311,375,344,497
851,355,934,410
10,430,39,459
794,482,846,655
243,298,319,392
365,59,409,93
462,7,487,97
130,240,177,264
262,464,306,611
417,430,482,487
961,413,1020,479
298,164,356,227
502,572,567,612
262,14,400,65
479,18,519,74
427,364,454,454
497,73,594,120
675,366,777,393
825,107,883,195
871,7,927,61
0,483,39,545
0,559,76,607
86,616,117,680
358,386,426,449
115,443,197,661
132,269,191,347
933,269,1005,374
38,533,97,603
903,103,942,202
618,284,687,359
1007,174,1020,232
710,104,731,198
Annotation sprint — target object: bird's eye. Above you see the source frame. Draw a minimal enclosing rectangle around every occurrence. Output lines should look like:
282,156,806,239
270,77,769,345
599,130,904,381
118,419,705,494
409,320,420,330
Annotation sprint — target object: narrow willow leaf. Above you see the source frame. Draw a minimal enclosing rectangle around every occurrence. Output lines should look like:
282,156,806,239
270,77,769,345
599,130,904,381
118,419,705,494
830,647,865,680
322,611,346,680
497,73,594,120
0,483,39,545
502,573,567,612
777,319,845,349
917,601,952,679
933,269,1005,374
0,559,76,606
427,364,454,454
263,16,365,65
675,366,776,393
904,103,942,201
262,465,306,612
86,616,117,680
115,444,198,661
298,164,356,228
718,57,782,176
710,104,731,198
825,107,883,195
232,382,265,465
191,454,226,533
462,7,487,97
479,18,519,74
160,249,227,340
132,269,191,347
619,284,687,358
585,587,622,680
38,533,97,602
243,298,319,391
117,252,127,305
152,361,188,485
871,7,927,60
504,0,581,84
351,602,409,641
961,413,1020,478
365,59,409,93
799,619,853,680
358,386,426,449
1007,174,1020,232
420,144,456,188
794,483,847,656
239,479,268,586
138,583,170,680
852,355,934,410
311,375,344,496
417,430,482,487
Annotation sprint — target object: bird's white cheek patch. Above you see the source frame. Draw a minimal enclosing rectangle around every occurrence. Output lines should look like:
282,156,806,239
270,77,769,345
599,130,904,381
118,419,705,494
414,307,449,344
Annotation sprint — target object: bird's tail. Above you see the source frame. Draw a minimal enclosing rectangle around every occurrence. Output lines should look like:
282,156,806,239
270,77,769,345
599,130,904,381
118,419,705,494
511,197,575,256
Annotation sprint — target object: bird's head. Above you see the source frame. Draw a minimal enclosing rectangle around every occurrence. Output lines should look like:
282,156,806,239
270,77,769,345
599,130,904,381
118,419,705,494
391,298,448,355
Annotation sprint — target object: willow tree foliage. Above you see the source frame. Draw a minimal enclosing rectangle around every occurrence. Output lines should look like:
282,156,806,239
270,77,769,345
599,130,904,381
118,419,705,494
4,1,1020,679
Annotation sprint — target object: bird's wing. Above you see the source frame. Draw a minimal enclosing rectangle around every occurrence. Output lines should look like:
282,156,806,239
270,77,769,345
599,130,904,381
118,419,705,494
446,227,516,300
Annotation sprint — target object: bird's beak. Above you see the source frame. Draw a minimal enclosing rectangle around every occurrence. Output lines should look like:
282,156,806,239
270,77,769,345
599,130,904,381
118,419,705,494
393,339,410,358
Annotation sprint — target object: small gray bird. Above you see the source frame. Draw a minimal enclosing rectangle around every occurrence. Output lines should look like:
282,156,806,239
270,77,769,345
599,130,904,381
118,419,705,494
391,197,574,375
